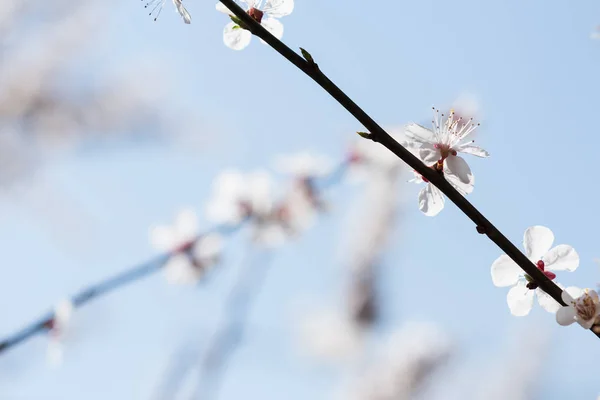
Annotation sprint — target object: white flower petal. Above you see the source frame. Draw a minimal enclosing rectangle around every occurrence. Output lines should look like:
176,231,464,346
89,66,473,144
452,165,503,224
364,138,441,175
193,233,223,261
248,170,274,214
577,318,596,330
404,123,435,146
507,282,534,316
536,288,561,313
543,244,579,272
223,22,252,50
54,300,74,327
260,16,284,40
175,208,198,241
523,226,554,261
263,0,294,17
164,254,201,285
216,1,232,14
418,184,444,217
445,166,474,195
490,255,521,287
150,226,176,251
453,143,489,157
563,286,583,303
445,155,473,185
556,306,577,326
418,145,440,164
173,0,191,23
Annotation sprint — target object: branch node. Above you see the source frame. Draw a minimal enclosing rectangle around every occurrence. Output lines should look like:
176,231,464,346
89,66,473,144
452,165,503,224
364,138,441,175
356,131,373,140
476,225,486,234
299,47,318,68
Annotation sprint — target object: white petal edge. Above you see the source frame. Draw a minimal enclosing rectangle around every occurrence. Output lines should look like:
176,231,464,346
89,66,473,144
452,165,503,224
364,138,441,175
543,244,579,272
418,184,444,217
536,288,561,313
223,22,252,50
260,17,284,40
507,282,534,316
263,0,294,17
216,1,232,14
490,255,521,287
445,155,473,185
562,286,584,303
556,306,577,326
445,166,474,195
150,226,176,251
404,123,435,146
523,226,554,261
454,143,490,158
173,0,192,23
175,208,198,240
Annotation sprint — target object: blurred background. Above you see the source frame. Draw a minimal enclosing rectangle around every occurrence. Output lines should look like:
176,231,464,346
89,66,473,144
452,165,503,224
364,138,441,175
1,0,600,398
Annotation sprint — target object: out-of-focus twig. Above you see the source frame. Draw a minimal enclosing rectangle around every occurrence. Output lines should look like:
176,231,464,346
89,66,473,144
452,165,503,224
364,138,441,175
191,248,273,400
0,223,243,355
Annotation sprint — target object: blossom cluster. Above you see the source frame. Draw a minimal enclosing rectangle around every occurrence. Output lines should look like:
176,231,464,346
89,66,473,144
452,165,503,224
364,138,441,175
38,149,390,363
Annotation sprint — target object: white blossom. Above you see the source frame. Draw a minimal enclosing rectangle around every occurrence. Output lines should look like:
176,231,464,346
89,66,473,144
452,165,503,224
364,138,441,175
150,209,222,284
405,109,489,174
556,287,600,329
46,299,74,366
490,226,579,316
216,0,294,50
144,0,192,24
206,169,274,225
206,169,290,247
408,165,473,217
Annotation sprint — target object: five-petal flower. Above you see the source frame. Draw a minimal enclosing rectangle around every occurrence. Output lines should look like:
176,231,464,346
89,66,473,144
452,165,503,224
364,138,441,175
556,287,600,329
490,226,579,316
216,0,294,50
404,108,488,216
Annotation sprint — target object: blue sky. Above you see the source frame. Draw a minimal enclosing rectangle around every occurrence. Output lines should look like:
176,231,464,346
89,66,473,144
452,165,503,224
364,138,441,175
1,0,600,398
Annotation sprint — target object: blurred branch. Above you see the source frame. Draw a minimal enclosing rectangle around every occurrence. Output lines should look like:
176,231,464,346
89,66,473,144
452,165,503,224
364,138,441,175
0,0,178,185
0,223,243,355
191,248,273,400
346,323,452,400
345,166,400,327
217,0,600,338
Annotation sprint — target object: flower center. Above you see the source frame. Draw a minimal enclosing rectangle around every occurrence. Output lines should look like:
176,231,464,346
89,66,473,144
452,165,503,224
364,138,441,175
575,293,597,321
247,7,264,23
525,260,555,289
433,143,457,160
431,108,480,150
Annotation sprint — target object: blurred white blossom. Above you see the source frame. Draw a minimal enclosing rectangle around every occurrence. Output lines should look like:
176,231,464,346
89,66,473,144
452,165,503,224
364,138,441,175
298,309,364,361
46,299,74,366
556,287,600,329
216,0,294,50
490,226,579,316
345,322,452,400
150,209,222,284
206,170,274,225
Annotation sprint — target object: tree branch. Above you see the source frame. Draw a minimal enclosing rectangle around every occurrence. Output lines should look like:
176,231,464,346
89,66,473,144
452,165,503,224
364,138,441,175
217,0,600,338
